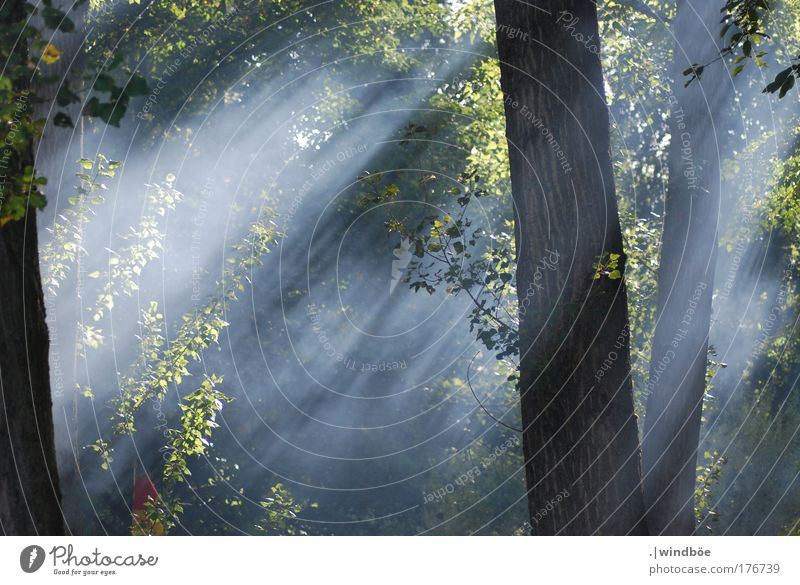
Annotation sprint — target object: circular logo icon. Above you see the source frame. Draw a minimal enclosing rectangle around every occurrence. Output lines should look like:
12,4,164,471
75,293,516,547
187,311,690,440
20,545,46,573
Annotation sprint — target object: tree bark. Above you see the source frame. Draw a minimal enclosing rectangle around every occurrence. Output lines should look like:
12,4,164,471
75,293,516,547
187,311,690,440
494,0,646,534
642,0,729,535
0,0,64,535
0,213,63,535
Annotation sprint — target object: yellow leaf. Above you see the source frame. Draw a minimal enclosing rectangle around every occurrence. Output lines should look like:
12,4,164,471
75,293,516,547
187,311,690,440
42,44,61,65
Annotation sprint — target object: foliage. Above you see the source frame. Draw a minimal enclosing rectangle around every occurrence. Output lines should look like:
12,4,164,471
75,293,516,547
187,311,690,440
84,177,183,326
695,450,728,533
86,438,114,471
685,0,800,97
593,252,624,281
43,152,288,532
365,175,518,361
255,484,315,536
40,154,122,293
0,0,150,224
164,374,231,482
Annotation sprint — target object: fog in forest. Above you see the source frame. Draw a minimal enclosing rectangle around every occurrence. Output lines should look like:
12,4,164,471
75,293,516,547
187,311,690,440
23,0,800,535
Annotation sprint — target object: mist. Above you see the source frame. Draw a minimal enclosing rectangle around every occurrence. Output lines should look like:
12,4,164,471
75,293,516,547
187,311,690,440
28,0,800,537
37,0,526,536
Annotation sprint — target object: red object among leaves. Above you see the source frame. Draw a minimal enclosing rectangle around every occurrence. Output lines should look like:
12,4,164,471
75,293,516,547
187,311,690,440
133,474,158,512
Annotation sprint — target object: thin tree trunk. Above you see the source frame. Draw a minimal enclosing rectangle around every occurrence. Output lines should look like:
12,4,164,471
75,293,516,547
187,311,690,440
34,0,89,536
494,0,646,534
642,0,728,535
0,0,64,535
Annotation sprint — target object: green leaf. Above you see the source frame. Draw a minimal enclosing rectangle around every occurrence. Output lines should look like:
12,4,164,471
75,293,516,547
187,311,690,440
56,84,79,107
124,75,150,97
779,74,795,98
94,73,116,94
53,112,73,128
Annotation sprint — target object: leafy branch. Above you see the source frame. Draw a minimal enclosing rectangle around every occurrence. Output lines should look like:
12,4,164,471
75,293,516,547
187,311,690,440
685,0,800,98
113,218,279,433
40,154,121,293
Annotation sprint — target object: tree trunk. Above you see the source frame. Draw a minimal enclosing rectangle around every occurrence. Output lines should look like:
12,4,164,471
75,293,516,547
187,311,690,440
33,0,89,536
642,0,728,535
494,0,646,534
0,213,63,535
0,0,64,535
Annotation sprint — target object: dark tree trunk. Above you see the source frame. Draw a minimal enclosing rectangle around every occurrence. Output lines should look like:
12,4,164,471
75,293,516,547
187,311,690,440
0,204,63,536
494,0,646,534
642,0,729,535
0,0,64,535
